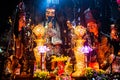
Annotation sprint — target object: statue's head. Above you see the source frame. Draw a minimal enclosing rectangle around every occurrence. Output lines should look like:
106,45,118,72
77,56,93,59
45,7,55,21
110,24,119,40
18,12,26,31
87,21,98,34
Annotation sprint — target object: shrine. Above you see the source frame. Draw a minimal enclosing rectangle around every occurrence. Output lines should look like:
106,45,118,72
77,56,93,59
0,0,120,80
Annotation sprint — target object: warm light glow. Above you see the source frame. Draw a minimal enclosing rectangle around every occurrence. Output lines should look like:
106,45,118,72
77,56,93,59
74,25,86,37
88,62,99,71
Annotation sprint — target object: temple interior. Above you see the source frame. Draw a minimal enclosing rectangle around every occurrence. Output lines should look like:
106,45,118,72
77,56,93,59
0,0,120,80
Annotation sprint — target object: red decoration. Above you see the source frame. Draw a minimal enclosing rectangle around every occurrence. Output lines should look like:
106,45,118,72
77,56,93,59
88,62,99,70
117,0,120,5
57,61,65,76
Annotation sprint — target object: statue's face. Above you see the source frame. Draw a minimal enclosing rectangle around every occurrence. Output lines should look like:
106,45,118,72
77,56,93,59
66,20,72,29
87,22,98,34
18,15,26,31
46,8,55,20
110,29,118,40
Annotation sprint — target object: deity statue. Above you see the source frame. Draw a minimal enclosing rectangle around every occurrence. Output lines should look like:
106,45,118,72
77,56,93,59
42,7,61,40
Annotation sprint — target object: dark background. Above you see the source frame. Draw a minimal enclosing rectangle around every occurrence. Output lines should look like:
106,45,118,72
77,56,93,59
0,0,120,37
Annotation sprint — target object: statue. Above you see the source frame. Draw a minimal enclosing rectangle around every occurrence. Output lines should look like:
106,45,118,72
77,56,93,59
32,24,47,70
42,7,61,40
72,25,87,77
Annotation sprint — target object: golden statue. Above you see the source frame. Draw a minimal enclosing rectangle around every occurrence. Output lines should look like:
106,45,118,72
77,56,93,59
32,24,46,70
72,25,87,77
